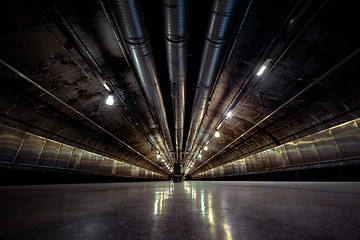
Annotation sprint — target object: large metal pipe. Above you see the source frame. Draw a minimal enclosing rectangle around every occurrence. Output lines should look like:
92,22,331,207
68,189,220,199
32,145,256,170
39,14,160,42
162,0,188,162
185,0,241,153
111,0,174,161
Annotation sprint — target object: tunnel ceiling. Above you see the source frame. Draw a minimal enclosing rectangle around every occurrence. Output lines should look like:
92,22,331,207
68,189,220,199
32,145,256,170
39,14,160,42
0,0,359,176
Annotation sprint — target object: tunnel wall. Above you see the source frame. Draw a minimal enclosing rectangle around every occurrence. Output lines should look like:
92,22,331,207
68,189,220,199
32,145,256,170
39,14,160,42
192,118,360,180
0,124,166,181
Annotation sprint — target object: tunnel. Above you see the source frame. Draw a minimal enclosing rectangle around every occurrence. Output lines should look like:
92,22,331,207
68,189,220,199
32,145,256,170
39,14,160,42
0,0,360,239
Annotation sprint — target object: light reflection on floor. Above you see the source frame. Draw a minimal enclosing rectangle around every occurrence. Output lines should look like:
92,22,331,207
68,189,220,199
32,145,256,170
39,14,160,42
1,181,360,240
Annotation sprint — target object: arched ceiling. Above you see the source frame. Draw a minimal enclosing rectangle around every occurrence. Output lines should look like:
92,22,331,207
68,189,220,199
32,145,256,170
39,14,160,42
1,0,359,177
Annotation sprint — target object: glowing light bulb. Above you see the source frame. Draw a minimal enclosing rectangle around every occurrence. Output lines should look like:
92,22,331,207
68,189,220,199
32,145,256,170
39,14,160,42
105,95,114,105
256,65,266,76
226,111,232,118
214,131,220,138
204,146,208,151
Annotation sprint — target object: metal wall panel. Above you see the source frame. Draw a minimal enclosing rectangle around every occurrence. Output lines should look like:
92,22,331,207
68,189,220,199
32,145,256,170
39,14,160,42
68,149,83,169
38,140,61,166
138,168,146,178
89,154,98,171
116,162,132,176
245,156,252,172
267,149,277,169
239,160,247,173
261,151,271,170
250,155,259,172
0,126,26,162
54,144,73,168
111,161,118,174
102,157,109,173
331,122,360,158
0,124,165,179
297,136,319,164
192,118,360,179
284,142,303,165
131,166,139,177
96,155,104,172
312,130,342,162
255,153,264,171
16,134,45,164
275,145,289,168
80,151,91,170
232,162,240,174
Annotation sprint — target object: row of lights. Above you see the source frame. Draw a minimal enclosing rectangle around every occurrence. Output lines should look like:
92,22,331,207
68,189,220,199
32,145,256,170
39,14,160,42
188,59,271,174
103,82,115,106
196,59,270,154
104,58,271,172
103,82,173,173
157,153,172,172
200,111,231,153
188,110,236,173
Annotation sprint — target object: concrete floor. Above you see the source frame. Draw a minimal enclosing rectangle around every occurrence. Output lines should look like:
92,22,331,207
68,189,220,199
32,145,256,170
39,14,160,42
0,181,360,240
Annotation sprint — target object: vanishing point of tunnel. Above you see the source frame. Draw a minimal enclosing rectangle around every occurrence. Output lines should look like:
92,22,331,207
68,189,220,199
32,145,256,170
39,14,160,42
0,0,360,239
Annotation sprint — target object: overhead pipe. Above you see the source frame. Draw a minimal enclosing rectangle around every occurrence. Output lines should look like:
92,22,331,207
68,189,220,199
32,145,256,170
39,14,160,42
162,0,188,162
192,0,329,168
185,0,242,153
111,0,174,161
190,0,332,175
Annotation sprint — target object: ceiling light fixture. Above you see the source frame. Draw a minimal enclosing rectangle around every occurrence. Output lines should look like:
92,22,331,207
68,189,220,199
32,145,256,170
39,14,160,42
103,83,111,92
105,95,114,105
256,58,271,76
157,154,161,159
256,66,266,76
226,111,232,118
204,146,208,151
206,140,209,145
198,153,202,159
216,123,222,130
214,131,220,138
161,159,165,162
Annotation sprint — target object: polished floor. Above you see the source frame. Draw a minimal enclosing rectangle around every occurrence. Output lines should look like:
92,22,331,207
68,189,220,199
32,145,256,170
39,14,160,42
1,181,360,240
